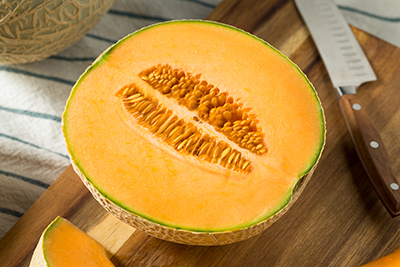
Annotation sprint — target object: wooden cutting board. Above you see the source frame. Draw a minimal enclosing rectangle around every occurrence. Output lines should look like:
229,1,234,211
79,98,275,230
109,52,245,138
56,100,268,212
1,0,400,266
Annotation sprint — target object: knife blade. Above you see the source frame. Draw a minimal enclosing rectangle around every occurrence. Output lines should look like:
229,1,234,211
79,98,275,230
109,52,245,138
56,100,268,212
294,0,400,216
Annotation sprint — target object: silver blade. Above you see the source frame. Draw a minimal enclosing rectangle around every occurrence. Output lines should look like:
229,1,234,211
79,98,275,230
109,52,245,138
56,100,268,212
294,0,376,90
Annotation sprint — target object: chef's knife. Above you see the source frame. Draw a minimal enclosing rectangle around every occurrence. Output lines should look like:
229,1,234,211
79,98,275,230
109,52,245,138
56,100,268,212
294,0,400,216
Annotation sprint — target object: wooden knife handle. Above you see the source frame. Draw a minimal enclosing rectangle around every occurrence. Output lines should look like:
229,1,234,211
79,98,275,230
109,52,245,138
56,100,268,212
339,93,400,217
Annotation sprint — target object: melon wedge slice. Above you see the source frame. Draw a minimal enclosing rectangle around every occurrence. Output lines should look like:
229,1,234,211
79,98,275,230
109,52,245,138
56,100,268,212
361,248,400,267
30,217,114,267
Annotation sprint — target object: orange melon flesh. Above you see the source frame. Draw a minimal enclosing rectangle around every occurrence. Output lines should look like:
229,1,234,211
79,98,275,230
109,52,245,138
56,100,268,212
361,248,400,267
63,20,325,232
31,217,114,267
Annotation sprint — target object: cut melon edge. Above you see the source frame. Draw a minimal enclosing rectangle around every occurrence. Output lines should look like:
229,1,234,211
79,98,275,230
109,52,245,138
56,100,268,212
29,217,59,267
72,161,317,246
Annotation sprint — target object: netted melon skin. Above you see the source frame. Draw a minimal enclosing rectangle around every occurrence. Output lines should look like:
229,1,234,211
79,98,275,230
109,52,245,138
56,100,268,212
71,162,315,246
29,233,47,267
0,0,115,64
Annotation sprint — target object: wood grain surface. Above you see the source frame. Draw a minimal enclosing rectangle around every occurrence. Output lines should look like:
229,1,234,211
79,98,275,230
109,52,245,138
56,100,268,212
1,0,400,266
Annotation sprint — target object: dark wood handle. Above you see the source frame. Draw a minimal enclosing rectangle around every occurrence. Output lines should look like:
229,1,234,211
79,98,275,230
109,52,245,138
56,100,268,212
339,94,400,217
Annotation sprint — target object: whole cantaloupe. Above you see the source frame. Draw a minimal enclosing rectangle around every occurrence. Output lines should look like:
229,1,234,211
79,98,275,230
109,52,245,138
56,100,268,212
0,0,114,64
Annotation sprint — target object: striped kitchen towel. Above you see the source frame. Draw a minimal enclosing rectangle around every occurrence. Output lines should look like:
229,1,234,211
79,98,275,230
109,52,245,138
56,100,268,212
335,0,400,47
0,0,221,239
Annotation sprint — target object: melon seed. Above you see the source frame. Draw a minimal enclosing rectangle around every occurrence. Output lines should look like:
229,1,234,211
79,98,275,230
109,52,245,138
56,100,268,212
117,84,251,173
139,64,267,155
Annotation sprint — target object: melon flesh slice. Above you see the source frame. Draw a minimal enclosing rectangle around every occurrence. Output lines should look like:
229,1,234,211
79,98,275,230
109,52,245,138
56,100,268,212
30,217,114,267
361,248,400,267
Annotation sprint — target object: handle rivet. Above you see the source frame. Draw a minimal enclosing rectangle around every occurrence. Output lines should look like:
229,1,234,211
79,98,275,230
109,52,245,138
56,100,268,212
370,141,379,148
391,183,399,190
352,103,361,110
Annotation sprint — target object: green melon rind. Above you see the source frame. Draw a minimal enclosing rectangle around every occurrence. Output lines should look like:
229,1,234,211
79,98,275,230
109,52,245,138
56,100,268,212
41,216,63,267
62,20,325,233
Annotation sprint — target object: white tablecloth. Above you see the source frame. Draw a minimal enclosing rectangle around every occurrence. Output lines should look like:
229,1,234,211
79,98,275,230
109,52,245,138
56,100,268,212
1,0,398,239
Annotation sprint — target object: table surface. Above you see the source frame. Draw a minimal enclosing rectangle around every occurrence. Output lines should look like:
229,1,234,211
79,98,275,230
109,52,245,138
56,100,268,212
1,0,400,266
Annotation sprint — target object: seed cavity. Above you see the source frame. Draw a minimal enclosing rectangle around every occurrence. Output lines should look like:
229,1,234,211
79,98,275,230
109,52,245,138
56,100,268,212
117,84,252,173
139,64,267,155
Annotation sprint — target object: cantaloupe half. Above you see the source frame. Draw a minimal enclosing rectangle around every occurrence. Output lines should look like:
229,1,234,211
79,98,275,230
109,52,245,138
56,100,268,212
30,217,114,266
62,20,326,245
